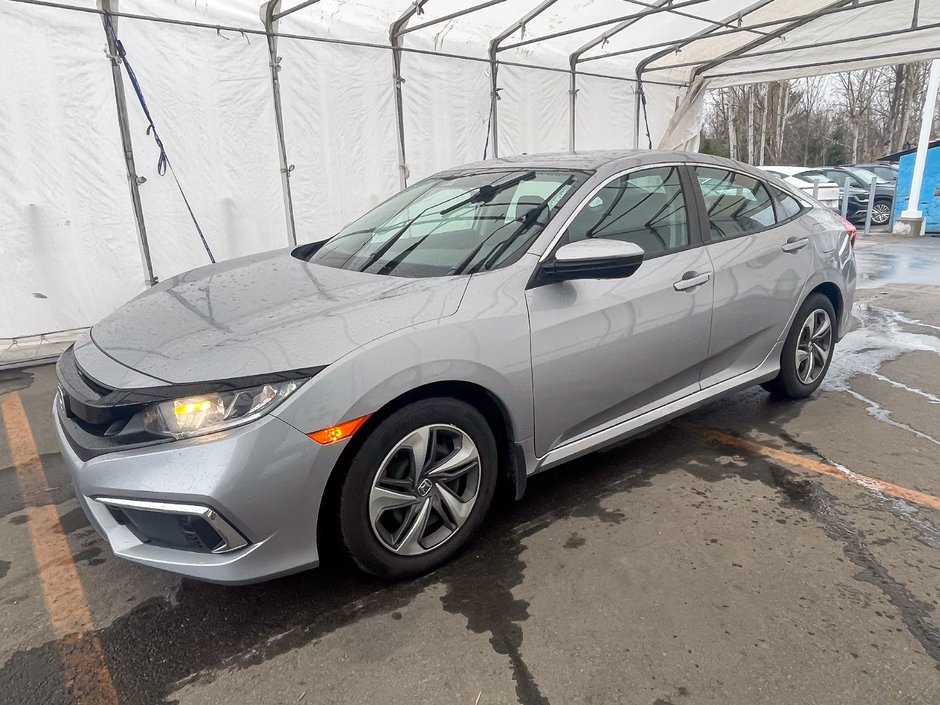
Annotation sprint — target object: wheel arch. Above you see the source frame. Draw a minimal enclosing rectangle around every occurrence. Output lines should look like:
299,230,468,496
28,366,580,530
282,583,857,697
808,281,843,337
315,381,524,561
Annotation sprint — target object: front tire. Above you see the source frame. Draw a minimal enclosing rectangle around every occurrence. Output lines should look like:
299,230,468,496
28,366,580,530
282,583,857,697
336,398,498,578
762,293,836,400
871,200,892,226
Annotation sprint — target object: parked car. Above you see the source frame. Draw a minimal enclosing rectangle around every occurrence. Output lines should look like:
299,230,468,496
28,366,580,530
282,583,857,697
758,167,841,209
54,152,857,583
799,167,895,225
851,162,899,184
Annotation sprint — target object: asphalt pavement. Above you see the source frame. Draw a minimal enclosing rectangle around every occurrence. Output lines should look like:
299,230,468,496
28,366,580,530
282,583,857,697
2,234,940,705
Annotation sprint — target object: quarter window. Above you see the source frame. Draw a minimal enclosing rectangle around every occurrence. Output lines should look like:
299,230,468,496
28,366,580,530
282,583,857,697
694,167,776,240
564,166,690,257
773,188,803,220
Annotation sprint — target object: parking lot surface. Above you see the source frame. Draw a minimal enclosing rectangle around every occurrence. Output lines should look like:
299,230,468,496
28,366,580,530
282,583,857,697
2,235,940,705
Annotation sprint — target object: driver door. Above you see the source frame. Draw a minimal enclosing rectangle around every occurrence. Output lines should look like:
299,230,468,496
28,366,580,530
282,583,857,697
525,165,713,457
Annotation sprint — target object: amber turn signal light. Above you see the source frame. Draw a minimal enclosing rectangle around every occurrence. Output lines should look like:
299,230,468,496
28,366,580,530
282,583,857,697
307,415,371,445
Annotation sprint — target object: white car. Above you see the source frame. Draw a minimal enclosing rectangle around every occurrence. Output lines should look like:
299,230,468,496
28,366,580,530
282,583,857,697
759,167,841,210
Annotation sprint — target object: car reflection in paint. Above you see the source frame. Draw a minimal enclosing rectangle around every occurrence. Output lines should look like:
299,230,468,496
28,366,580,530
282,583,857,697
53,151,856,584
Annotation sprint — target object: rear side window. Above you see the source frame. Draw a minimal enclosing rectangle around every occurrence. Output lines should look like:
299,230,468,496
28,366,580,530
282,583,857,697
564,166,690,257
693,167,775,240
773,188,804,220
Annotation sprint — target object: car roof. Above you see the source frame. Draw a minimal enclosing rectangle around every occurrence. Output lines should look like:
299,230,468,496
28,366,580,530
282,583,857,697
433,150,772,179
759,165,810,176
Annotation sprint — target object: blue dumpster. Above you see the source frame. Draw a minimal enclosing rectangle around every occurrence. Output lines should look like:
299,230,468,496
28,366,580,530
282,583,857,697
894,146,940,233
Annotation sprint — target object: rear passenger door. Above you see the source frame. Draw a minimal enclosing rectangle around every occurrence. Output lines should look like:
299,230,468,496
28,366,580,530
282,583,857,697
527,165,714,456
690,167,814,388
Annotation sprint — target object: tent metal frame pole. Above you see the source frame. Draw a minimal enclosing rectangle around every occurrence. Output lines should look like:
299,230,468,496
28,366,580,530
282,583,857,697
12,0,686,86
645,20,940,73
261,0,300,247
631,0,776,131
630,0,781,76
568,55,577,153
389,1,430,189
705,46,940,82
630,0,776,150
498,0,714,53
487,41,501,159
688,0,858,81
585,0,887,64
633,84,642,149
400,0,508,36
488,0,561,160
626,0,769,36
568,0,674,153
98,0,156,287
271,0,320,21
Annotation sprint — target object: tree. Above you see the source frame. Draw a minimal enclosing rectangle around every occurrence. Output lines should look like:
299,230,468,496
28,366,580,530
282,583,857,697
700,61,935,165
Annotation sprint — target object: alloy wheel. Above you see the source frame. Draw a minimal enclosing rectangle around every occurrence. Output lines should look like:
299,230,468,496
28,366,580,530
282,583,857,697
368,424,481,556
795,308,832,385
871,202,891,225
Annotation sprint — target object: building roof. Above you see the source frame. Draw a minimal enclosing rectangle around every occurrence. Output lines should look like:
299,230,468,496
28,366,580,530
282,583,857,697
878,140,940,163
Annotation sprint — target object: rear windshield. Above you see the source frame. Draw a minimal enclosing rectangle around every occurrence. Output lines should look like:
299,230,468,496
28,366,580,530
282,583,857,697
305,170,589,277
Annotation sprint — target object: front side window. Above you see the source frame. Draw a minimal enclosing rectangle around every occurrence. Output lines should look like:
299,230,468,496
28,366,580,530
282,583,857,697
871,165,897,182
563,166,690,257
694,167,776,240
843,167,888,185
306,170,588,277
798,170,831,184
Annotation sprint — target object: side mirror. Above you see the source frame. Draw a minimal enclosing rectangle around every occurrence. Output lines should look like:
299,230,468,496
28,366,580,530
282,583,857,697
535,239,644,285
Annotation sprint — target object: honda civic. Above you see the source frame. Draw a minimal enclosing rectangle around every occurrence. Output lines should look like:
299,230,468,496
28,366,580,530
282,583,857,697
54,151,856,583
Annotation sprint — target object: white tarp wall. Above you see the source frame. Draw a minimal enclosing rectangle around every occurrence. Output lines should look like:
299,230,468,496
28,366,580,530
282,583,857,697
2,0,939,340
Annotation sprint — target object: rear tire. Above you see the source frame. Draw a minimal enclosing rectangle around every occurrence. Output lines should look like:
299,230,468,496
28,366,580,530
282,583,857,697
761,293,836,400
336,398,498,578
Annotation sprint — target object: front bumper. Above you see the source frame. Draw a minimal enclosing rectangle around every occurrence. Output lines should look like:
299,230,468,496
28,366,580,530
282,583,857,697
54,397,346,584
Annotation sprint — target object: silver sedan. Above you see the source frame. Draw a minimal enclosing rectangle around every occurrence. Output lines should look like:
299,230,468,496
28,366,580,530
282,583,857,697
54,151,856,583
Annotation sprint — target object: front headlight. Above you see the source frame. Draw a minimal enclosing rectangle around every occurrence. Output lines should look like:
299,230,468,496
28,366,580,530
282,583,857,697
141,380,301,439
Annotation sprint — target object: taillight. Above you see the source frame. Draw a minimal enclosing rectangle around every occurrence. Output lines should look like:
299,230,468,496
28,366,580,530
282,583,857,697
841,217,857,248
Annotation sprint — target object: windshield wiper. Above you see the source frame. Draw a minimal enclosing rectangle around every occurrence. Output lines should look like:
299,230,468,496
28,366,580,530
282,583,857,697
354,205,437,272
451,175,575,275
440,171,537,215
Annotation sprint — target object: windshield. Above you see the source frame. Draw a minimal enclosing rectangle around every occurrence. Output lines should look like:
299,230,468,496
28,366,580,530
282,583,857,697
844,167,889,185
306,170,588,277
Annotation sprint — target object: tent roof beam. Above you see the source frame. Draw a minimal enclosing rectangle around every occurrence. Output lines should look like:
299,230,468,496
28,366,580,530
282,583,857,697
706,44,940,82
585,0,889,64
497,0,714,52
489,0,561,58
630,0,775,85
270,0,323,22
686,0,873,82
569,0,674,68
645,20,940,74
627,0,769,37
397,0,509,37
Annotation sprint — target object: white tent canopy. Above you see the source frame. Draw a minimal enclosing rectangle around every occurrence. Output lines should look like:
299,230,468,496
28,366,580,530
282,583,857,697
1,0,938,340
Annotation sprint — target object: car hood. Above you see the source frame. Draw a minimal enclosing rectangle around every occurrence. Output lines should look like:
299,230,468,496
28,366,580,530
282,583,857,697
90,249,469,384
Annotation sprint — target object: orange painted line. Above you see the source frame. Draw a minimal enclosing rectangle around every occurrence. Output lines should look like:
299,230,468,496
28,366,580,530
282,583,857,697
1,393,119,705
704,429,940,513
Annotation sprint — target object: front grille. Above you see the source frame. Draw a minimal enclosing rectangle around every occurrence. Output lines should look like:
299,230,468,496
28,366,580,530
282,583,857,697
57,347,142,430
55,346,171,460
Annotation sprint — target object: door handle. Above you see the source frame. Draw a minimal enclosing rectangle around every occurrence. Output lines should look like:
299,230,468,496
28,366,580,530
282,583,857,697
673,271,711,291
782,236,809,253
